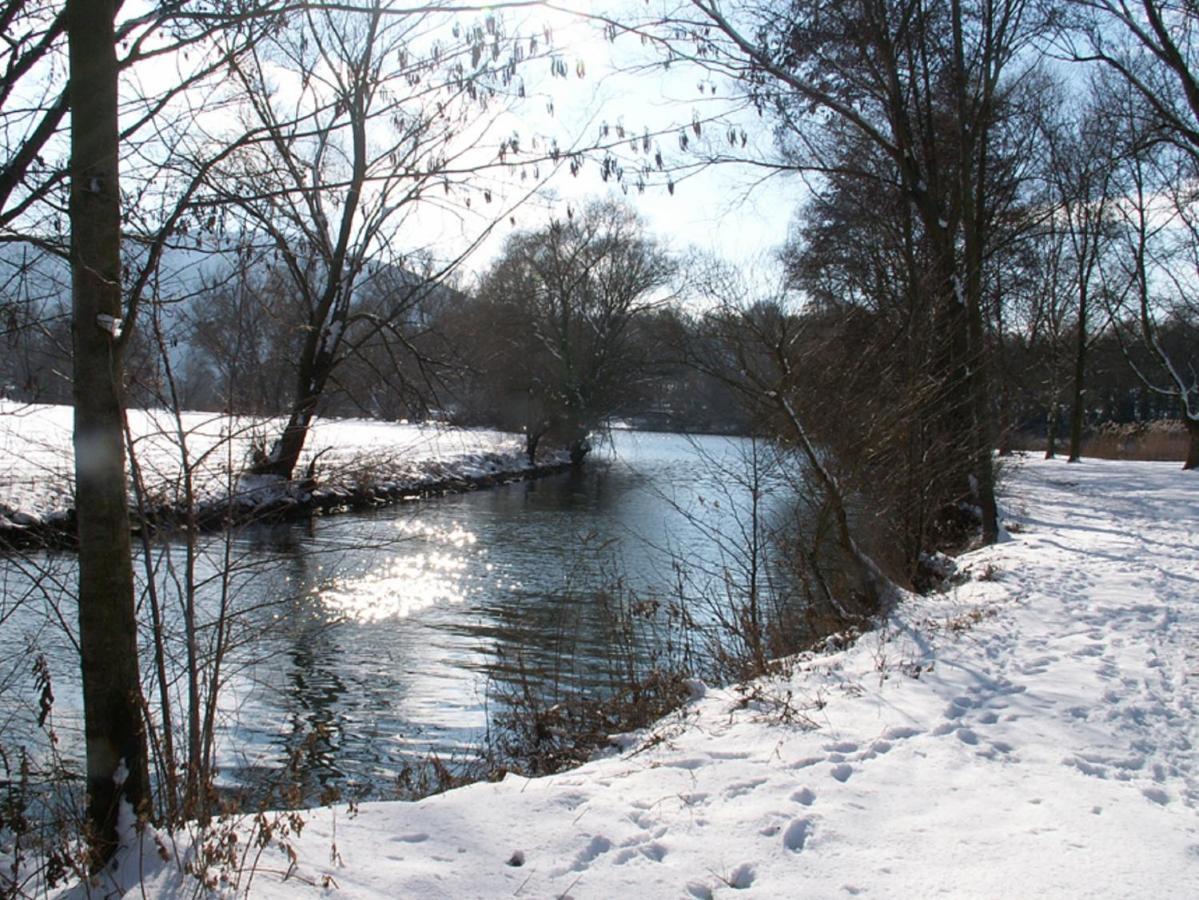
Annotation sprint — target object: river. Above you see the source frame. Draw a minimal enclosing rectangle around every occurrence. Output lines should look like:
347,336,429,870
0,431,797,804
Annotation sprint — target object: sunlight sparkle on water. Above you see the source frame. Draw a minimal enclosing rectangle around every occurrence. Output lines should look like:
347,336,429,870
321,523,479,622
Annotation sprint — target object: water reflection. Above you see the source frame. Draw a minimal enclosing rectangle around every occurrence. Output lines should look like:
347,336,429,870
1,432,791,802
320,523,479,623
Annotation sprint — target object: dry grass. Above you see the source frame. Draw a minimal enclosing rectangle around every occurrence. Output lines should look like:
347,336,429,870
1008,421,1188,462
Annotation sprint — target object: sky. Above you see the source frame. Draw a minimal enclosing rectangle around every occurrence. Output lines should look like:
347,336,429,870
1,1,803,299
440,1,805,284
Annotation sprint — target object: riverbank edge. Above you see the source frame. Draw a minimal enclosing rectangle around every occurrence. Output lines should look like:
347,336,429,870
0,453,574,552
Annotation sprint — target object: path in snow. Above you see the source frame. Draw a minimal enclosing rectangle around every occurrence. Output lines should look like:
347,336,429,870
82,456,1199,899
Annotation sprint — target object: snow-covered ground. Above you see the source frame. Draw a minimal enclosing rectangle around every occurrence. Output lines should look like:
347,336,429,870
0,401,556,525
71,456,1199,898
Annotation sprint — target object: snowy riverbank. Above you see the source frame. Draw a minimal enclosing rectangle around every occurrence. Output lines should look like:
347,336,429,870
0,401,567,541
71,454,1197,898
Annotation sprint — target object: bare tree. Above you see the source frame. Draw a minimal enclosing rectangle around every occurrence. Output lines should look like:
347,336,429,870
467,198,676,464
66,0,148,863
613,0,1053,545
1038,89,1122,462
1061,1,1199,467
207,3,547,481
183,260,306,415
681,263,898,609
1115,143,1199,468
1058,0,1199,162
46,0,289,862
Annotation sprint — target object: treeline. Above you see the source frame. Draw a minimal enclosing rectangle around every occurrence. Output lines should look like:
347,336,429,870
6,216,1191,454
0,230,752,439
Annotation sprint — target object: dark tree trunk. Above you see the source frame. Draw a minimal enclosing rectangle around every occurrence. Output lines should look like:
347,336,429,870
253,393,320,479
1067,293,1088,462
251,340,333,479
965,266,999,544
1045,401,1058,459
926,235,998,543
68,0,150,863
1185,419,1199,471
568,437,590,467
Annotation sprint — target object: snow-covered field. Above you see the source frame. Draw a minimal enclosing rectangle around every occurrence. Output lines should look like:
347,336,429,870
0,400,555,525
74,455,1196,898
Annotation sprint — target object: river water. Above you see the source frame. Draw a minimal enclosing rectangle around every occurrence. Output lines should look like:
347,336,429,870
0,431,795,803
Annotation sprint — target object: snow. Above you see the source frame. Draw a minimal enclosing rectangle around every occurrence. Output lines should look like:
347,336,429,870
0,400,559,523
54,456,1199,898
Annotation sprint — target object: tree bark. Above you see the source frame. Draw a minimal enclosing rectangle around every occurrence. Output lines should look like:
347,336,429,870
1185,419,1199,471
1067,286,1088,462
568,436,591,467
1045,401,1058,459
525,429,541,466
68,0,150,863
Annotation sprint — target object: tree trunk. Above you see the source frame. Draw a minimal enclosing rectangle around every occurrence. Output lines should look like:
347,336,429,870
68,0,150,863
965,270,999,544
568,437,591,467
926,238,998,543
1185,419,1199,471
1045,401,1058,459
251,344,331,479
1067,292,1088,462
253,395,319,479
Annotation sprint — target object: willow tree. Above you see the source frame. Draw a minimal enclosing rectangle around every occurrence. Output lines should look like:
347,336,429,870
470,199,676,464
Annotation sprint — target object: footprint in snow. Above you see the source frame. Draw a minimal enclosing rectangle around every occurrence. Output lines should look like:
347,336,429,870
792,786,817,806
830,763,853,782
1142,787,1170,806
614,841,668,864
663,757,706,770
790,755,825,770
565,835,613,873
640,842,667,862
882,725,922,741
627,809,652,829
1020,658,1053,675
724,777,768,799
726,863,756,889
708,750,751,760
823,740,859,754
870,739,894,755
784,817,813,852
956,728,979,745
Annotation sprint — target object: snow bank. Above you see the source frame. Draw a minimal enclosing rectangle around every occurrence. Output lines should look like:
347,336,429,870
0,401,564,531
65,456,1199,898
